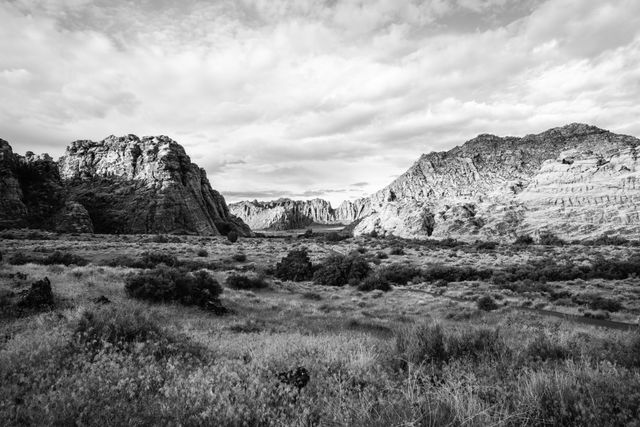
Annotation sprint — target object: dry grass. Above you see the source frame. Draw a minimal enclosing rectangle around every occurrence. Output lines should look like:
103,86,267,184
1,232,640,425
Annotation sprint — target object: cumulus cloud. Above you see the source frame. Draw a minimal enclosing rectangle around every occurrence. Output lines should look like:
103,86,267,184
0,0,639,207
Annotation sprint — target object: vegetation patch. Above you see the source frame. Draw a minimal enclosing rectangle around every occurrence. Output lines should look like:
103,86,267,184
313,253,370,287
125,267,224,311
274,248,314,281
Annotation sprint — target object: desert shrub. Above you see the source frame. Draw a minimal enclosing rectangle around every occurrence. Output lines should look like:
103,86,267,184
572,294,623,312
395,322,505,367
422,264,492,283
232,253,247,262
395,322,446,366
325,232,347,242
225,274,268,290
43,251,89,266
524,333,569,361
125,267,222,308
139,252,180,268
475,241,498,250
313,253,371,287
389,246,405,255
301,291,322,300
357,274,392,292
7,251,37,265
227,231,238,243
584,234,629,246
378,263,422,285
72,307,206,359
375,251,388,259
538,231,565,246
514,234,534,245
476,295,498,311
196,248,208,257
275,248,314,281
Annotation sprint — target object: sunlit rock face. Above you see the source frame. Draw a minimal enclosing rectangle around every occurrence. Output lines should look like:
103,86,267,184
353,124,640,241
229,198,363,230
59,134,250,235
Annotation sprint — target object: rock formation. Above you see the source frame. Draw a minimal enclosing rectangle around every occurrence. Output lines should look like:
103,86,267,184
229,198,356,230
353,123,640,241
59,135,250,235
0,135,249,236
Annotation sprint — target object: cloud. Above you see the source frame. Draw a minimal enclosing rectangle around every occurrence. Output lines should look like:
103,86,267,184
1,0,639,208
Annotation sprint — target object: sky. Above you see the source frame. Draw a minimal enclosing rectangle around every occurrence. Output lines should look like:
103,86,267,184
1,0,640,207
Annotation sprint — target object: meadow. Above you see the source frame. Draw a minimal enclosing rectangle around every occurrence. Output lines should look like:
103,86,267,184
1,229,640,426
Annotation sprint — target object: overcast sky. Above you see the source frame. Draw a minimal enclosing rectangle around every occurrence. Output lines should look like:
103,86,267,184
1,0,639,206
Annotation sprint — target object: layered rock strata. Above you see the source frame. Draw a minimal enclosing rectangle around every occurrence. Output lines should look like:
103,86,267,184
353,123,640,240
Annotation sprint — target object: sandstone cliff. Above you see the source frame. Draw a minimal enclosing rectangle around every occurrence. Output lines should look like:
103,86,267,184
59,135,250,236
0,135,249,236
353,123,640,241
229,198,361,230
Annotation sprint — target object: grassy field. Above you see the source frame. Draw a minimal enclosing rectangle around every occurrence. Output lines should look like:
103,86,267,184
1,229,640,426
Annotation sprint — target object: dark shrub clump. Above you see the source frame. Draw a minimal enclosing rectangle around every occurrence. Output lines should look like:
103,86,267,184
538,231,565,246
313,253,370,287
227,231,239,243
232,253,247,262
357,274,392,292
275,248,314,281
378,263,422,285
225,274,268,290
477,295,499,311
514,234,534,245
125,267,223,309
196,248,208,257
389,246,405,255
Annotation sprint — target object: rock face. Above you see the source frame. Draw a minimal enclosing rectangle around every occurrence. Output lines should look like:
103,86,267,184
0,135,249,236
229,198,357,230
0,141,71,230
353,123,640,241
59,135,250,236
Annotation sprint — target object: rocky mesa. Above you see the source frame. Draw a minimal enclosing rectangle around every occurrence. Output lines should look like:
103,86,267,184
353,123,640,241
0,135,250,236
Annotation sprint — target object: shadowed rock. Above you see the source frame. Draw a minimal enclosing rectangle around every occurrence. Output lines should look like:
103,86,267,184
17,277,54,309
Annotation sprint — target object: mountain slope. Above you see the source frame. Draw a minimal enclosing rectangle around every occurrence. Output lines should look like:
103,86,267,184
354,123,640,240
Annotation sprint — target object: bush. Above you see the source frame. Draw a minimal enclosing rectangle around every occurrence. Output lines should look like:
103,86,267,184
275,248,314,281
325,232,347,242
378,263,422,285
475,241,498,250
538,231,565,246
477,295,499,311
232,253,247,262
227,231,238,243
197,249,208,257
313,253,371,287
357,274,392,292
514,234,534,245
42,251,88,266
7,251,37,265
524,333,569,361
389,246,405,255
225,274,268,290
125,267,223,309
395,322,505,367
422,264,492,283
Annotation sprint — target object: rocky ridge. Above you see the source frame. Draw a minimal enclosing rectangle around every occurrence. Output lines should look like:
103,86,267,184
353,123,640,240
229,198,363,230
0,135,249,236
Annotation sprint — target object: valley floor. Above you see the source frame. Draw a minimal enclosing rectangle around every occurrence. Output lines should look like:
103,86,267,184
1,230,640,426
